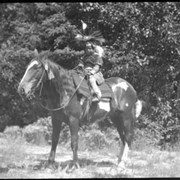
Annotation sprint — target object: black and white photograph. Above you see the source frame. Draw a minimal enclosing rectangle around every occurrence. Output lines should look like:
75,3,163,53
0,2,180,178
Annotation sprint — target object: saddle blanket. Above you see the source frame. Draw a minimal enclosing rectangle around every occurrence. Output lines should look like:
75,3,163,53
72,71,112,98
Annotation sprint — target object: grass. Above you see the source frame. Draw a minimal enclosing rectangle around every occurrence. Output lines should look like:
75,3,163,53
0,134,26,167
0,131,29,178
1,118,180,178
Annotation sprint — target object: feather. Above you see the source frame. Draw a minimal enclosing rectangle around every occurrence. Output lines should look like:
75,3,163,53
81,20,87,31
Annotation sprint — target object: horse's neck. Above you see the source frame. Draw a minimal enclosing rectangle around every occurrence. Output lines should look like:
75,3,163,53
57,68,75,96
43,81,59,101
47,63,74,102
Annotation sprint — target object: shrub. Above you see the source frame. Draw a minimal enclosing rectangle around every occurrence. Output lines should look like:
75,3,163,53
136,98,180,150
22,117,52,145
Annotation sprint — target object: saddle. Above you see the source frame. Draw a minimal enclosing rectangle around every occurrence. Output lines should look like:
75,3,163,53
71,70,112,101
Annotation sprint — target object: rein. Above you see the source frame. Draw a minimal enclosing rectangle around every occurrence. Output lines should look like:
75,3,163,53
37,70,86,111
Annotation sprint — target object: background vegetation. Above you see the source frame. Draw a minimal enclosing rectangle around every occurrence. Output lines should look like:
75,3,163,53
1,2,180,149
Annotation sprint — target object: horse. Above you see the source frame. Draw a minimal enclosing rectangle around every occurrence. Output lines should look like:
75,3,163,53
17,50,143,171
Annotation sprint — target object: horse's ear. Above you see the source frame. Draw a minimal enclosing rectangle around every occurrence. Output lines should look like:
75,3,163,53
34,49,39,56
44,63,55,80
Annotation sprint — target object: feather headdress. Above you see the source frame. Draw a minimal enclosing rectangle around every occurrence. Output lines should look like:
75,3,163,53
75,20,105,45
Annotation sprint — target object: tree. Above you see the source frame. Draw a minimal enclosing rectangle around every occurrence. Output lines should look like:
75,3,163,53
1,2,180,147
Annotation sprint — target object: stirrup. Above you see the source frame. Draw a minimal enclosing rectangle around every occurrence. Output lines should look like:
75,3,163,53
92,97,99,102
92,94,101,102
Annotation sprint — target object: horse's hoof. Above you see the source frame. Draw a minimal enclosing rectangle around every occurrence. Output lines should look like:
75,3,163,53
117,161,126,170
45,161,59,170
65,162,80,173
108,162,126,175
109,166,119,175
118,158,131,168
117,161,133,175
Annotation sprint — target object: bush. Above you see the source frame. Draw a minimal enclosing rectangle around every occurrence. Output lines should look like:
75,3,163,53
22,117,52,145
136,98,180,150
0,115,10,132
78,124,119,152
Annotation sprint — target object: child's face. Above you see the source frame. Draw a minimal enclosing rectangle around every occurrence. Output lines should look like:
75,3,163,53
85,42,94,54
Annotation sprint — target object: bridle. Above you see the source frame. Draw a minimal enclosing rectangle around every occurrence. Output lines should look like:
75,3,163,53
34,62,85,111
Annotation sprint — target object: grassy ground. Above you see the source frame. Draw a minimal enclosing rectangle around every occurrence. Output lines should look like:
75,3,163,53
0,119,180,178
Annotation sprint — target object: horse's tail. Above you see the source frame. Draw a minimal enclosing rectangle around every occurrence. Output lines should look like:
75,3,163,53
135,100,146,118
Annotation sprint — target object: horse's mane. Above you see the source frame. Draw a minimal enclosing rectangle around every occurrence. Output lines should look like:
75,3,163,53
39,53,75,99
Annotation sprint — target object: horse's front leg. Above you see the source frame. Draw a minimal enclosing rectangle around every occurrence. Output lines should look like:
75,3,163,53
67,116,79,171
47,111,62,168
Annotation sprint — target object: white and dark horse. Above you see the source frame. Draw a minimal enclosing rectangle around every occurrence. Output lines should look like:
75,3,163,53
18,51,143,170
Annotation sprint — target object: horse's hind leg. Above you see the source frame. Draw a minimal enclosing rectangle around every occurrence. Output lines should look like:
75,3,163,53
120,112,135,167
112,111,134,168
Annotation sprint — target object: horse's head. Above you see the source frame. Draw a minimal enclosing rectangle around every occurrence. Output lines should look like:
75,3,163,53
18,50,54,100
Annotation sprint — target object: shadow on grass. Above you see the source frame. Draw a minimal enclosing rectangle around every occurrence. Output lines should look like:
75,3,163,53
28,159,59,171
60,158,115,168
28,157,115,171
0,167,9,173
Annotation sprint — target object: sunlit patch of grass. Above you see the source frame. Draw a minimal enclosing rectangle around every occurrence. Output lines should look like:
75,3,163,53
0,133,27,168
132,128,161,152
0,171,30,179
0,126,29,178
2,121,180,178
141,162,178,177
167,159,180,177
129,149,180,177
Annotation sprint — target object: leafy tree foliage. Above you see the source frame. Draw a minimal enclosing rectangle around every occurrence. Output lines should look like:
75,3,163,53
1,2,180,147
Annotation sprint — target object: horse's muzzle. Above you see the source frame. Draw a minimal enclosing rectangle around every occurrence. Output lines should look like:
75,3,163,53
18,85,35,100
18,85,24,95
